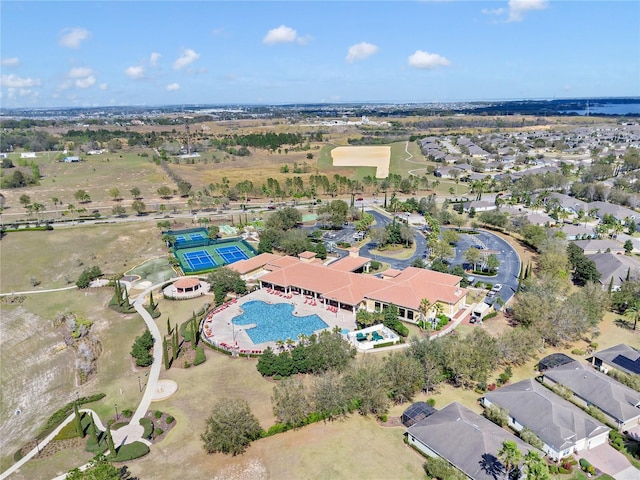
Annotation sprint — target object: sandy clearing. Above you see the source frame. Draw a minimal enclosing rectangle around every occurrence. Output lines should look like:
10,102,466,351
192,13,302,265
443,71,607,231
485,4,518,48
330,146,391,178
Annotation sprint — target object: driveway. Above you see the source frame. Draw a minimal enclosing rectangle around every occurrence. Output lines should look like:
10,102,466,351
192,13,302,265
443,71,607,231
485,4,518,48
578,443,638,480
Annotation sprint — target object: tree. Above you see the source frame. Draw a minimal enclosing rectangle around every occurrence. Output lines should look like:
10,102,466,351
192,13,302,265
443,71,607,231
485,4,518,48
108,187,121,201
498,440,522,480
624,301,640,331
311,370,351,421
464,247,482,271
131,200,146,215
130,186,141,199
65,454,136,480
19,194,31,207
157,186,172,198
112,205,126,217
624,239,634,253
484,404,509,427
524,450,550,480
383,352,425,404
74,189,91,203
486,254,500,273
519,427,544,450
343,357,390,416
271,377,311,427
201,398,262,455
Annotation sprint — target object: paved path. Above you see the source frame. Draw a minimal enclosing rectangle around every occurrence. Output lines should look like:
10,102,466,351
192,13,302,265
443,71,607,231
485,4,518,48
0,285,77,297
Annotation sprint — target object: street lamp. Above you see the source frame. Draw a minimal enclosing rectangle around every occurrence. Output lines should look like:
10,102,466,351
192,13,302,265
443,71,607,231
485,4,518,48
114,403,118,421
138,375,142,393
34,437,40,454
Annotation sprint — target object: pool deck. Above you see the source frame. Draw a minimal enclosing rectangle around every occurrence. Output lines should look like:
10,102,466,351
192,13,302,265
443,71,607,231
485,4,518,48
201,288,357,353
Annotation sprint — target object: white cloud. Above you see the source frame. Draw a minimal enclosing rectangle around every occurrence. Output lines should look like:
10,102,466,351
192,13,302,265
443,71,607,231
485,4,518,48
59,27,90,48
125,65,145,80
1,57,20,67
99,83,108,90
1,74,41,88
68,67,94,78
408,50,451,69
481,8,506,16
166,83,180,91
507,0,548,22
263,25,298,45
150,52,161,66
346,42,379,63
75,76,96,88
173,48,200,70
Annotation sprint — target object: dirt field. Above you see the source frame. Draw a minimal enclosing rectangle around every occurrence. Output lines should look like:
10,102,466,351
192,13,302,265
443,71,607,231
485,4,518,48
330,146,391,179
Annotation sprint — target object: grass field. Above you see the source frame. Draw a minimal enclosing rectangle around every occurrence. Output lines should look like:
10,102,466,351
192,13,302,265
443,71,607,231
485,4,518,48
0,222,167,292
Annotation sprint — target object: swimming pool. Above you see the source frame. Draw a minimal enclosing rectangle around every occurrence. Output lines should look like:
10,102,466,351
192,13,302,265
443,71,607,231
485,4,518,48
232,300,329,344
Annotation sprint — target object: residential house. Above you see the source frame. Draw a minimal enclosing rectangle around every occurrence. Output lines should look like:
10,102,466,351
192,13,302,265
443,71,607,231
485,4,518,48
573,239,625,255
542,360,640,431
482,379,610,460
406,402,538,480
463,200,496,213
591,344,640,378
587,252,640,290
587,201,640,229
557,224,596,240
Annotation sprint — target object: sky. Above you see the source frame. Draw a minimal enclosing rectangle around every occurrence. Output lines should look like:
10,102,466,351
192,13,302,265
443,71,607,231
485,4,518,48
1,0,639,108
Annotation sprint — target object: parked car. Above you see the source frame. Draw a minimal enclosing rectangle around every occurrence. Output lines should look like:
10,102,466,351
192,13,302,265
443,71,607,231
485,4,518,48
492,283,503,292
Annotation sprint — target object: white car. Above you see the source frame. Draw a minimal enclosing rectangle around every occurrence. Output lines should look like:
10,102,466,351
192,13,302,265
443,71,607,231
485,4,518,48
492,283,503,292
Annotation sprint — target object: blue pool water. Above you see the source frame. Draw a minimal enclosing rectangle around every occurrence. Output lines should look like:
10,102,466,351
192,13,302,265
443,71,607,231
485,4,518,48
232,300,329,344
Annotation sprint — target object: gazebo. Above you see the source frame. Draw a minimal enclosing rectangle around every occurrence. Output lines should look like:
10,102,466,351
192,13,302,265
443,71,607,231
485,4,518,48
174,277,201,293
163,277,210,300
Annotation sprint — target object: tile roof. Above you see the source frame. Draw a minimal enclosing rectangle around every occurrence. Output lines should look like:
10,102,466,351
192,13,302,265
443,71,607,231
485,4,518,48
407,402,537,480
543,360,640,423
259,258,465,308
484,379,609,452
227,253,280,274
327,255,371,272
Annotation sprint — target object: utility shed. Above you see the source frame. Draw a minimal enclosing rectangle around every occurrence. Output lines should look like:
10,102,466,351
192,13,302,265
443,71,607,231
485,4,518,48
402,402,437,428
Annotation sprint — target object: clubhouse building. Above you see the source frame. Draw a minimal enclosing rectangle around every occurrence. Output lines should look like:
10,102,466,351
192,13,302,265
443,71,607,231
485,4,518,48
229,251,468,323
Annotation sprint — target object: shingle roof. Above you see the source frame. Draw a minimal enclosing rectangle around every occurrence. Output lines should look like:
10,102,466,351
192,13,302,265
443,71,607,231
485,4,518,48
587,253,640,287
483,379,609,452
407,402,537,480
543,361,640,424
593,344,640,376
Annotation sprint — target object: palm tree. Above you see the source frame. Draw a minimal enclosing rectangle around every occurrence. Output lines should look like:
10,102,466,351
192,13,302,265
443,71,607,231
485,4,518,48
624,302,640,331
498,440,522,480
419,298,432,329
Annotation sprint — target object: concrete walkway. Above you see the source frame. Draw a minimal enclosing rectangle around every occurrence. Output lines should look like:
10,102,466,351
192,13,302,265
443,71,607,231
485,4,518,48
0,285,77,297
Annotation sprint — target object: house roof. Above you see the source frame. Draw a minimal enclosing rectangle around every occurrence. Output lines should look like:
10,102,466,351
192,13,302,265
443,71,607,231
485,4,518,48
593,344,640,376
227,253,281,275
543,360,640,424
259,259,466,309
327,255,370,272
574,239,625,253
407,402,537,480
173,278,200,289
587,252,640,286
483,379,609,452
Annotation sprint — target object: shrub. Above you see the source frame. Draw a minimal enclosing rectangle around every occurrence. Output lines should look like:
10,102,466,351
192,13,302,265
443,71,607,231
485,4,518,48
558,467,570,474
166,415,174,424
140,418,154,439
184,361,191,368
76,266,102,289
427,398,436,407
154,410,163,419
549,465,558,474
483,312,498,320
264,423,288,437
155,428,164,436
111,441,150,461
193,346,206,365
579,458,591,471
122,409,133,418
379,414,388,422
571,348,585,355
130,329,154,367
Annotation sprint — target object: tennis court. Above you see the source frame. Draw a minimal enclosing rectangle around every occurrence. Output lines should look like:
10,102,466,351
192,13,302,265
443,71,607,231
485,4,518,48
182,250,217,270
175,232,206,243
216,245,249,264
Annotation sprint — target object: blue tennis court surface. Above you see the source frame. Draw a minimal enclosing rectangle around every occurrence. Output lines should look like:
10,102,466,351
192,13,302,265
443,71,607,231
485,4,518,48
216,245,249,264
183,250,217,270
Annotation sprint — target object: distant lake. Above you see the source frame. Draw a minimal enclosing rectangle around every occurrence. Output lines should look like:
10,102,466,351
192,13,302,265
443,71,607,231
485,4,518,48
561,103,640,115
